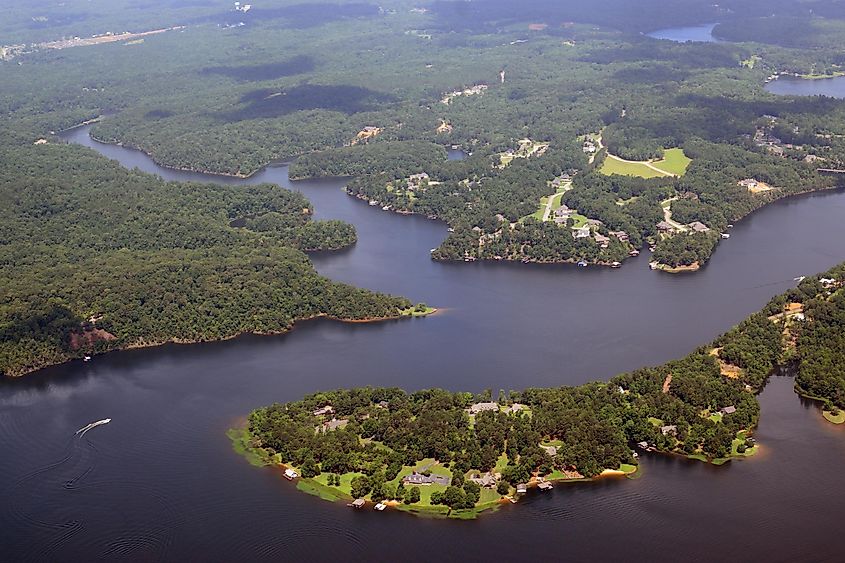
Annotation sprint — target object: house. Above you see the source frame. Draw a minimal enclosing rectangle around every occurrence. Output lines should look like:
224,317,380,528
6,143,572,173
609,230,629,242
403,472,450,486
720,406,737,415
541,445,558,456
376,400,389,409
313,405,335,417
319,418,348,432
574,226,591,239
505,403,526,414
582,141,597,154
660,425,678,436
738,178,759,189
516,483,528,494
469,472,497,488
468,402,499,415
594,233,610,248
408,173,430,188
656,221,675,232
284,468,298,480
688,221,710,233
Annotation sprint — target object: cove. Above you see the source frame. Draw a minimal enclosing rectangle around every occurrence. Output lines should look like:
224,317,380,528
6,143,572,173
2,127,845,559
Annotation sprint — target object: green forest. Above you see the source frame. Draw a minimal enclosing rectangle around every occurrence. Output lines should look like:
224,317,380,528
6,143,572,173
243,264,845,515
0,141,414,376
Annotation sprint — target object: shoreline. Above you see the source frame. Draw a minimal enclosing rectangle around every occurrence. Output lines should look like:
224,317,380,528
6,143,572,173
2,308,436,379
230,424,640,519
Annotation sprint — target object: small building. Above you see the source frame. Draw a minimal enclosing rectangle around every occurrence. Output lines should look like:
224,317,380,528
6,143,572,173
637,441,649,450
660,425,678,437
351,498,366,509
594,233,610,248
468,402,499,415
505,403,526,414
325,418,349,431
609,230,629,242
538,481,554,491
374,502,387,511
574,226,591,239
720,406,737,415
688,221,710,233
313,405,335,417
541,445,558,457
516,483,528,494
469,472,497,488
656,221,675,232
408,172,430,188
403,472,450,486
284,468,298,480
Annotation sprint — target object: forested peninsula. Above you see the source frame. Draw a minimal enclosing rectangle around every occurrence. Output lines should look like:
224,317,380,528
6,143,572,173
238,264,845,517
0,140,429,377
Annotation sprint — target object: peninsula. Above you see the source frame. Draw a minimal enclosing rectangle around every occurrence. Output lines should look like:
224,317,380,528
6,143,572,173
235,265,845,518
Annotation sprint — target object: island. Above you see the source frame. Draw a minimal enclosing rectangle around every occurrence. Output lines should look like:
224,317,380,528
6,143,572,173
233,264,845,517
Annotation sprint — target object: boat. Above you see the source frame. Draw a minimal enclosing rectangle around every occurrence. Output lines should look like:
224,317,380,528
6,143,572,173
721,233,731,239
794,276,806,282
76,418,111,436
577,260,588,267
284,468,299,480
382,205,390,211
374,502,387,511
611,261,621,268
629,249,640,257
83,355,92,362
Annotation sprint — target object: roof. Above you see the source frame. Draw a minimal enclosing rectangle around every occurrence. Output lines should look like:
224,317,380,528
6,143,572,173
721,406,737,414
656,221,675,231
660,425,678,435
313,405,334,416
403,472,450,486
469,472,497,487
352,498,366,507
468,402,499,414
541,445,558,456
688,221,710,233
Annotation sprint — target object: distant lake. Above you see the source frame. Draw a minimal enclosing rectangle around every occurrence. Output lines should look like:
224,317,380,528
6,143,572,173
765,75,845,99
647,23,720,43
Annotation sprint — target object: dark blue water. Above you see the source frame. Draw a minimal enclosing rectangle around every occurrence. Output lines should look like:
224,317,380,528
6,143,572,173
2,126,845,561
766,75,845,99
647,23,720,43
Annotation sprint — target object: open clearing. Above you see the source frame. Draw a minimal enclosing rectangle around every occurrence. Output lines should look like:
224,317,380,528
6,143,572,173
600,148,691,178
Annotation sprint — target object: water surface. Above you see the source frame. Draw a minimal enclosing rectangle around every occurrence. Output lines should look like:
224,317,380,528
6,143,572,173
765,75,845,98
3,127,845,560
647,23,720,43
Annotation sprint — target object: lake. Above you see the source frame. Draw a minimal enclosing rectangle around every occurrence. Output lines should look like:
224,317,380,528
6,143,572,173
3,126,845,560
647,23,720,43
765,75,845,99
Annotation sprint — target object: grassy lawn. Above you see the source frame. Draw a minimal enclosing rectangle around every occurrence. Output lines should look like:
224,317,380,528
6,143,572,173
823,410,845,424
651,148,692,176
618,463,638,474
647,416,663,427
709,412,723,423
494,453,510,474
601,155,668,178
570,212,588,228
400,306,437,317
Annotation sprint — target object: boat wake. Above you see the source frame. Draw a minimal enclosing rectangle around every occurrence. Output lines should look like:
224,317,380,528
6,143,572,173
76,418,111,437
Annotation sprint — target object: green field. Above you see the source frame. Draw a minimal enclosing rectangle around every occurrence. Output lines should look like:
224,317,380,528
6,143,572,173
601,155,668,178
652,148,692,175
600,148,691,178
